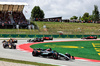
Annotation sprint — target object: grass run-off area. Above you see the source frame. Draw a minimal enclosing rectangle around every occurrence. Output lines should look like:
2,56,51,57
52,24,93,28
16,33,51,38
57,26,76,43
0,22,100,35
0,57,57,66
30,40,100,60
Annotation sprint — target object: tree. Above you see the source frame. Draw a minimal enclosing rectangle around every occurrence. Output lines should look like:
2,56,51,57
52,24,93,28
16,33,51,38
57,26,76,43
70,16,78,20
92,5,99,21
88,15,93,21
73,16,78,19
70,17,74,20
82,12,89,22
31,6,45,19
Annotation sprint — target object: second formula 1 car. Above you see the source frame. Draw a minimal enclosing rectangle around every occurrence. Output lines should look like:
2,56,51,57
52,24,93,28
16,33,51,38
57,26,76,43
81,36,97,39
27,38,44,42
43,37,53,40
32,48,75,60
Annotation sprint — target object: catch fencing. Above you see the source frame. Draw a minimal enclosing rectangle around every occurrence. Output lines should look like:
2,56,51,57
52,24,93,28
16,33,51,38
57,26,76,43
0,34,100,38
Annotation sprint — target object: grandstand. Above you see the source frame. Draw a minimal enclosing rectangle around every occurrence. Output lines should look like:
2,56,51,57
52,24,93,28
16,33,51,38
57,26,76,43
0,2,28,29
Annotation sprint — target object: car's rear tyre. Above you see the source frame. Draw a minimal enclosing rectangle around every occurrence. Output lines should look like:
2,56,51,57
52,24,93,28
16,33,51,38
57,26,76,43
2,40,6,43
14,40,17,43
32,51,38,56
50,38,53,40
52,53,58,59
3,44,6,48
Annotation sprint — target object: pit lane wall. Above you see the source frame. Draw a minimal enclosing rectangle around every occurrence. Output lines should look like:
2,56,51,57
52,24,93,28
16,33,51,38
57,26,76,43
0,34,100,38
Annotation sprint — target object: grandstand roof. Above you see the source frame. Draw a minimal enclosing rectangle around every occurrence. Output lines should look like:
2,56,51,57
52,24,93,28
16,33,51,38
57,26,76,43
0,2,28,12
0,2,28,5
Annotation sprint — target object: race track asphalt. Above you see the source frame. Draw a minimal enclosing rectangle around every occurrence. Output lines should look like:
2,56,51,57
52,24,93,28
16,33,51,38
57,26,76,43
0,38,100,66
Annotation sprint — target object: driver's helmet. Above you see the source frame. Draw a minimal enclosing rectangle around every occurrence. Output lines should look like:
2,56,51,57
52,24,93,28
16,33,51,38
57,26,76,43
9,38,13,43
46,48,52,51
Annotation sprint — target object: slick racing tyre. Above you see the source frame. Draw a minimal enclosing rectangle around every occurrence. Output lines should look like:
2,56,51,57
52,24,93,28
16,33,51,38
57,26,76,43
13,40,17,43
3,44,6,48
52,53,58,59
32,51,38,56
12,45,16,49
14,45,16,49
50,37,53,40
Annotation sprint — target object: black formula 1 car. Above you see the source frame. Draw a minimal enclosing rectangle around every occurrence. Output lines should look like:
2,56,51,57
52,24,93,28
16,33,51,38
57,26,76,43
32,48,75,60
2,40,16,49
81,36,97,39
27,38,44,42
43,37,53,40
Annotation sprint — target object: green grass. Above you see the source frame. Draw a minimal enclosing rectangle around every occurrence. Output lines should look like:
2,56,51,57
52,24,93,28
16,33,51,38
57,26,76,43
35,22,100,35
0,57,57,66
0,29,40,34
0,22,100,35
30,40,100,60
